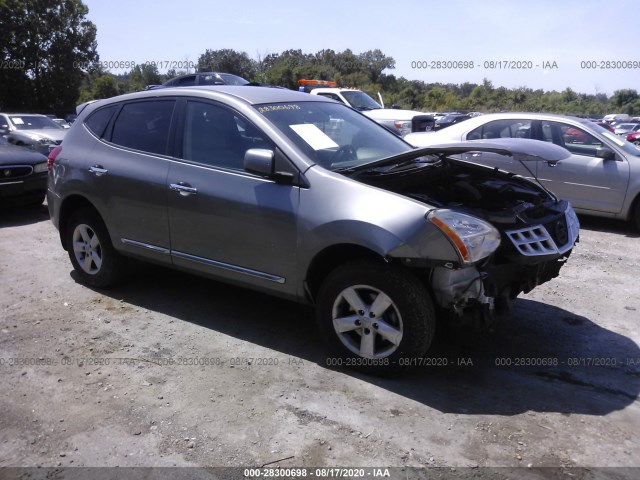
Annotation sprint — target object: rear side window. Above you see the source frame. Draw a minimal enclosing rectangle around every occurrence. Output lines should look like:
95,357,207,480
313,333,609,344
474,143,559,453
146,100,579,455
177,76,196,86
84,105,118,138
467,119,532,140
111,101,175,155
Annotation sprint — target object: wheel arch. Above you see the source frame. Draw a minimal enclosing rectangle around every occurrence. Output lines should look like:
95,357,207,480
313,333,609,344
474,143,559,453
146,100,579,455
58,195,103,250
629,190,640,228
304,244,385,303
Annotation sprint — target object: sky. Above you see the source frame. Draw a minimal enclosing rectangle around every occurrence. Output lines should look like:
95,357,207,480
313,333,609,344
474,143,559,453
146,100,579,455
82,0,638,96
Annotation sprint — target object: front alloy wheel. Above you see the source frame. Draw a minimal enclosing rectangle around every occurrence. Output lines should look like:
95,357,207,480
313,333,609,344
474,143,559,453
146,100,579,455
316,260,436,373
332,285,403,358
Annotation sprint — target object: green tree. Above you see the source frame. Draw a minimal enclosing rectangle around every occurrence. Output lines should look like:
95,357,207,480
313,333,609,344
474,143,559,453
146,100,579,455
0,0,98,112
610,89,639,113
197,49,256,79
358,49,395,83
126,63,161,91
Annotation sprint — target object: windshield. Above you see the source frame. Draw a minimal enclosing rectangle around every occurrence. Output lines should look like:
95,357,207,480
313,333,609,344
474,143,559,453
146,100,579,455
340,91,381,111
587,121,640,156
255,101,412,170
9,115,63,130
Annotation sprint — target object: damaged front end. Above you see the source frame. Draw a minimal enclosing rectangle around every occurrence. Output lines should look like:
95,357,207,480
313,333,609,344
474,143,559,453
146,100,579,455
353,140,580,328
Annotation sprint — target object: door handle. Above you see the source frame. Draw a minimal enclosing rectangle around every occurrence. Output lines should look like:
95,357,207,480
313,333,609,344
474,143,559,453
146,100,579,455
170,182,198,196
89,165,108,176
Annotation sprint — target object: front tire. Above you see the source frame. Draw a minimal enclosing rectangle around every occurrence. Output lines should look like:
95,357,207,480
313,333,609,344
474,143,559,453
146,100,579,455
315,260,436,374
65,208,125,287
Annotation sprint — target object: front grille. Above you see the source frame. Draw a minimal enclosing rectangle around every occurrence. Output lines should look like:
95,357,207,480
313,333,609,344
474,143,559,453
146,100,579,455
505,209,579,257
0,165,33,180
505,225,558,256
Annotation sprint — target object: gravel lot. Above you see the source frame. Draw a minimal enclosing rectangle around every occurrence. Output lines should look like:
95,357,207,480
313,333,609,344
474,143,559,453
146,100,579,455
0,202,639,476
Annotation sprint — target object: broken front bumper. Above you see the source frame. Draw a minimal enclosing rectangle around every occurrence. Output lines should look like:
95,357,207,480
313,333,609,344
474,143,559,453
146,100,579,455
430,206,580,323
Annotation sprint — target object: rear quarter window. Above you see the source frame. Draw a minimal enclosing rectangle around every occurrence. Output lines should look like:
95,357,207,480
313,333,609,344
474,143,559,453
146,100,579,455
111,101,176,155
84,105,118,138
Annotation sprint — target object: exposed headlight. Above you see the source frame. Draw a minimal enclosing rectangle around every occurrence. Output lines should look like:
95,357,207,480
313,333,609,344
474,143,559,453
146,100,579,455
428,209,501,264
37,137,54,144
33,162,48,173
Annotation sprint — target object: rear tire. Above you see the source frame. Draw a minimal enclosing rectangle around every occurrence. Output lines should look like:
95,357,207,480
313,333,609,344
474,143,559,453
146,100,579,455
315,260,435,375
634,199,640,231
65,208,125,287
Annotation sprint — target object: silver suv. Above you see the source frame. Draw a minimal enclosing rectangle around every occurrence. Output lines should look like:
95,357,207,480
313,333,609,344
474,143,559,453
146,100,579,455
47,86,579,373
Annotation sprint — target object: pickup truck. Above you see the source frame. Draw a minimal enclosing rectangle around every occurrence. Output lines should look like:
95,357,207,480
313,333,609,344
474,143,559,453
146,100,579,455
298,80,434,137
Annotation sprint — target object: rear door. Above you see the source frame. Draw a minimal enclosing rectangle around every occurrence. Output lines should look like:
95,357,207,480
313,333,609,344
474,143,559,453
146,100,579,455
166,99,300,295
87,99,176,264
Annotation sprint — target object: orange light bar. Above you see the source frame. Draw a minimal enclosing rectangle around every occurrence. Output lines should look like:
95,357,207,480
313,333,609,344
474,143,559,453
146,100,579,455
430,216,470,262
297,79,338,87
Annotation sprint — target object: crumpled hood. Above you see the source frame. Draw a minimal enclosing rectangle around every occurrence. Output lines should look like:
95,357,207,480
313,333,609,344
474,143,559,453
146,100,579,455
345,138,572,175
416,139,572,162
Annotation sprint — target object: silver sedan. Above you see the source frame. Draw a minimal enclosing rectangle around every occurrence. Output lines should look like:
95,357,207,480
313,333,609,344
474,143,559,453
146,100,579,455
406,112,640,228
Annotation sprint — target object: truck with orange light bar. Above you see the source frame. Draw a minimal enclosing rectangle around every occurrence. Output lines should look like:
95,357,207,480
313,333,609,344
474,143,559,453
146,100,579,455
297,79,435,137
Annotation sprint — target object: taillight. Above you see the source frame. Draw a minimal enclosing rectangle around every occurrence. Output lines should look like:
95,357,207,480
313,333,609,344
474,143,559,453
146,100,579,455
47,146,62,171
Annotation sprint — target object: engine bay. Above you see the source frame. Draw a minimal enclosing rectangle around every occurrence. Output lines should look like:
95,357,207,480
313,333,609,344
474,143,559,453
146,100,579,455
358,157,564,226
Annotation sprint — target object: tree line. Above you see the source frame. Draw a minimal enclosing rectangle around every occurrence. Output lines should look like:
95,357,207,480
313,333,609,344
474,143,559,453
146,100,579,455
2,1,639,117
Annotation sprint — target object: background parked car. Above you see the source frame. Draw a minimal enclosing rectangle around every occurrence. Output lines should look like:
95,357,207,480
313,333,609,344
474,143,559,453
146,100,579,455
434,113,471,130
52,118,71,129
627,131,640,146
594,121,614,132
0,135,48,207
614,123,640,136
146,72,251,89
0,113,67,155
405,112,640,228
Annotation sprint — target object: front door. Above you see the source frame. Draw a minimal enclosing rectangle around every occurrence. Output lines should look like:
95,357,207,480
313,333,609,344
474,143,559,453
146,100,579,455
537,120,629,213
167,100,300,295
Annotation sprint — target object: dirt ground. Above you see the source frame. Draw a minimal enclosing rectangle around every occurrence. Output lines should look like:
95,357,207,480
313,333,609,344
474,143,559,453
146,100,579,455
0,202,639,476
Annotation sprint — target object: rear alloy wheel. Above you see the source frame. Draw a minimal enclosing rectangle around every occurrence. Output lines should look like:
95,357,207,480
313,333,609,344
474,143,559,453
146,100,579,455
66,208,125,287
316,260,435,374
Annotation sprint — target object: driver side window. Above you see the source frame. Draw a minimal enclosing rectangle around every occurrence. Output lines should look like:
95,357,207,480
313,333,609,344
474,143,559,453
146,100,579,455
182,101,272,170
541,121,602,157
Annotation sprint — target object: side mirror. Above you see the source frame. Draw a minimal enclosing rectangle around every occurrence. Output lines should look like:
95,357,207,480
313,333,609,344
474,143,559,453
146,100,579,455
596,147,616,161
244,148,296,185
244,148,274,177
